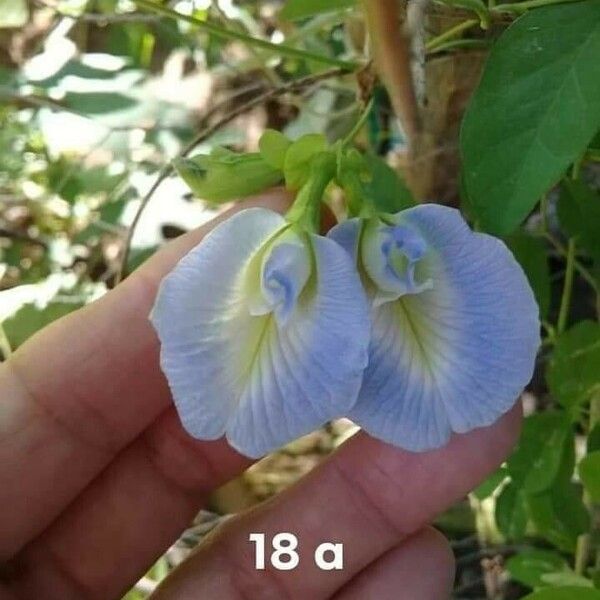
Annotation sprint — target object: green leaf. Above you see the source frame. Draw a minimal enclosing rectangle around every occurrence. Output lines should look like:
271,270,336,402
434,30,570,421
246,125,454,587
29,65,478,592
0,0,28,27
472,466,508,500
579,451,600,502
541,572,593,588
496,482,528,539
528,481,590,552
64,92,139,115
3,301,83,349
280,0,355,21
259,129,292,170
547,321,600,411
174,151,283,202
361,154,415,214
460,1,600,234
588,424,600,453
557,179,600,262
592,567,600,589
523,587,600,600
506,234,551,319
506,549,569,589
508,412,572,494
283,134,328,190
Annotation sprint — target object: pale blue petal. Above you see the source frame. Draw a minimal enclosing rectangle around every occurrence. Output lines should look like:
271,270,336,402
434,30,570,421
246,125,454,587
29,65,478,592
327,218,362,263
151,210,370,458
226,234,370,457
350,204,540,451
150,208,286,441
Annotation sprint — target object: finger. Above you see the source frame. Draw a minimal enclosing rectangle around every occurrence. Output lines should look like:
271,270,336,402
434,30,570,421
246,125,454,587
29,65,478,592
0,190,290,560
332,528,455,600
38,404,519,600
5,404,519,600
2,410,250,600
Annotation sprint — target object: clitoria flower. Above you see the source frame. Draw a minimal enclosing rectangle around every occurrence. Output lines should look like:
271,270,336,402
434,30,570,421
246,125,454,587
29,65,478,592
329,204,540,451
151,208,370,458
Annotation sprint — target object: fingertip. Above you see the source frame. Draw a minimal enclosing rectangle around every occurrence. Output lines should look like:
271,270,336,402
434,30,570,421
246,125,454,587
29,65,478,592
333,526,455,600
419,527,456,594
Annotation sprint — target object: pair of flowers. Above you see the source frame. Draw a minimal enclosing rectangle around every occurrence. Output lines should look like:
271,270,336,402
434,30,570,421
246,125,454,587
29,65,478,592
151,164,540,458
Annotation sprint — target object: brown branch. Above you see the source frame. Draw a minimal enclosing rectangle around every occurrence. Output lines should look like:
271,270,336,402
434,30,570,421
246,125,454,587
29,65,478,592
114,67,348,284
362,0,421,148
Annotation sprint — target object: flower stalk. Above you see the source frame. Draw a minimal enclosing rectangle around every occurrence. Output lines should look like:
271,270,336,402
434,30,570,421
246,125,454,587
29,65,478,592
286,153,337,232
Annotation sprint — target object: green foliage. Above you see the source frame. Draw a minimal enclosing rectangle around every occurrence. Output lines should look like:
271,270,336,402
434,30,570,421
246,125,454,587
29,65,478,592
472,466,508,500
588,424,600,453
523,587,600,600
461,0,600,234
280,0,355,21
557,179,600,262
506,549,570,589
507,412,572,494
528,480,589,553
547,322,600,413
361,154,415,213
506,234,551,320
579,450,600,501
496,482,528,539
4,301,83,349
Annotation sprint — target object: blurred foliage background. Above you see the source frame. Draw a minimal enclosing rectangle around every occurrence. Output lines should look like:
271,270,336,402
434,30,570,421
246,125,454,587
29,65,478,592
1,1,600,599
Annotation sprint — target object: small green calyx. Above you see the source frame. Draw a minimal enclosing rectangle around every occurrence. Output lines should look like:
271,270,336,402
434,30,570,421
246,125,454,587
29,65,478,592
336,150,377,219
285,151,337,233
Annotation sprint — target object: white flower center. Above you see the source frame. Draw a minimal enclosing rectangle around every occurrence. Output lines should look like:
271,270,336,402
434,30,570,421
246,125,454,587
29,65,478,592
362,219,433,306
248,231,311,325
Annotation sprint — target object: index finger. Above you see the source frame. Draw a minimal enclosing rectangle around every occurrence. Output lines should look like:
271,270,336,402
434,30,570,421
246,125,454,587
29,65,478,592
147,405,521,600
0,190,290,560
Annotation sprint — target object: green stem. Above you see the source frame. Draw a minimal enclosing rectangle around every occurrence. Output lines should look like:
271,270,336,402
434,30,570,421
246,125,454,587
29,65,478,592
286,153,337,232
134,0,357,70
427,38,490,54
342,98,374,147
557,238,576,335
426,19,479,51
338,166,377,218
544,232,599,295
492,0,584,14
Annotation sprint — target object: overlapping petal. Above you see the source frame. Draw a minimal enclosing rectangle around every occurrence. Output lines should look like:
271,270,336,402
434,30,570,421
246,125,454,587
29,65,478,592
151,208,370,457
329,204,540,451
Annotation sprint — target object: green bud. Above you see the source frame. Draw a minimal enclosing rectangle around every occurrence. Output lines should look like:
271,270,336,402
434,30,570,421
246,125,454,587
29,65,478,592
173,150,283,203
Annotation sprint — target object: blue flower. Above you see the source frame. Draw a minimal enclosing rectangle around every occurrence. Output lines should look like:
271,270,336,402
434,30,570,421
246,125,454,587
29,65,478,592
329,204,540,451
151,208,370,458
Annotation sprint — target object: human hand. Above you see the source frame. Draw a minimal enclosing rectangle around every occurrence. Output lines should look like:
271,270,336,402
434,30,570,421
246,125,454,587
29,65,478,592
0,191,521,599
